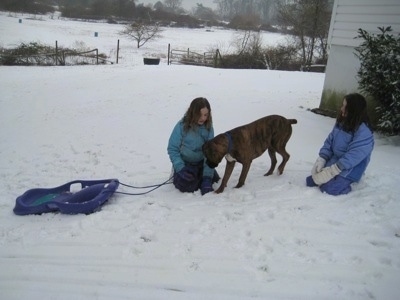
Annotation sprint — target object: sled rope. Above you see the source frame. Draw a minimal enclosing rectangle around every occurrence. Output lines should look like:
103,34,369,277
115,176,173,196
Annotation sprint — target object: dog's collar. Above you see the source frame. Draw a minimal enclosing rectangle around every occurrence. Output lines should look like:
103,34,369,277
224,132,233,153
224,132,236,162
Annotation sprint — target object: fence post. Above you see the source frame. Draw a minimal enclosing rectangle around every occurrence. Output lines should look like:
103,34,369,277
96,49,98,64
168,43,170,65
214,49,220,67
55,40,58,66
116,39,119,64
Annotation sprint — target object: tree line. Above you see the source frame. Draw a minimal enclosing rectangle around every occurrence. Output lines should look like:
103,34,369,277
1,0,333,67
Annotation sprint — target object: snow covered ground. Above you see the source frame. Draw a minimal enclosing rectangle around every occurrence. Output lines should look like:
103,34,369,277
1,12,400,300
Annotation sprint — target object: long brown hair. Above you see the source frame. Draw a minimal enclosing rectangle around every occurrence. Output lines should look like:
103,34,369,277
337,93,372,132
182,97,213,132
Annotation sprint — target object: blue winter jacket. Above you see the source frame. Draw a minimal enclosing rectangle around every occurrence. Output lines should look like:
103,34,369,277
167,120,215,178
319,122,374,182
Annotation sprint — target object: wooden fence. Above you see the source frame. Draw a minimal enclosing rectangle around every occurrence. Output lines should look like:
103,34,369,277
167,44,220,67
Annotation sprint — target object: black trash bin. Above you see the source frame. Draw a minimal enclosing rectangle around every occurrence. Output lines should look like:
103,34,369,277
143,58,160,65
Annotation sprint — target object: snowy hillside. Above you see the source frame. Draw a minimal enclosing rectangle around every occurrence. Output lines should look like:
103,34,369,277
1,12,400,300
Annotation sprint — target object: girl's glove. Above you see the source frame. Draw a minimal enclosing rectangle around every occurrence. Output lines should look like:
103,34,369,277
177,166,196,182
311,157,326,175
173,166,199,193
312,164,341,185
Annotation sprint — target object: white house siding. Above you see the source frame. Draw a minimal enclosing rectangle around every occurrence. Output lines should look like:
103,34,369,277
320,0,400,116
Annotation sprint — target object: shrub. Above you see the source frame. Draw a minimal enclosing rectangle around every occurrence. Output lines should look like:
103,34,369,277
263,43,301,70
217,30,266,69
0,1,54,14
228,14,261,31
355,26,400,135
216,32,307,70
218,52,266,69
0,42,55,65
0,42,109,66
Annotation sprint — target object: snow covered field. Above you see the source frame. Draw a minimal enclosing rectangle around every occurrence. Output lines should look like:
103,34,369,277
1,12,400,300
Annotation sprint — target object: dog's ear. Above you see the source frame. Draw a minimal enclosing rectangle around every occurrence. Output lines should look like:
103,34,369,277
202,142,208,152
213,135,229,155
203,140,219,168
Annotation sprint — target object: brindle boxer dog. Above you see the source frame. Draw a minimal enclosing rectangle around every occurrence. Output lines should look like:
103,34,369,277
202,115,297,194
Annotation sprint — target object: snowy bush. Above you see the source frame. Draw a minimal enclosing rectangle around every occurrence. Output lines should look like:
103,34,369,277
355,26,400,135
0,42,109,66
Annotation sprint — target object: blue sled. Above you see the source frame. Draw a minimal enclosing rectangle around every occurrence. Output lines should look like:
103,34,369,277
14,179,119,215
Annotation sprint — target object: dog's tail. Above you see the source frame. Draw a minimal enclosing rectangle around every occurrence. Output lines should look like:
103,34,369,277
288,119,297,125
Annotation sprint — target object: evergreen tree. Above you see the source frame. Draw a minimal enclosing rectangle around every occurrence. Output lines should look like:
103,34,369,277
355,26,400,135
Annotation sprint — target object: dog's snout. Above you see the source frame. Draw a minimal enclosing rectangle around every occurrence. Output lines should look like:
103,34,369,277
206,160,218,168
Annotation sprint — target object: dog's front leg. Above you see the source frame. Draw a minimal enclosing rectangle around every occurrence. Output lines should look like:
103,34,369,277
215,161,236,194
236,162,251,188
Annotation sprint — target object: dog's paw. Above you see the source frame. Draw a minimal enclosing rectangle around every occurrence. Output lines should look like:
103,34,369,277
215,186,224,194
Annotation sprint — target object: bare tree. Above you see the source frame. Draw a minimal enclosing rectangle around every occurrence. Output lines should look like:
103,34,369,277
120,21,162,48
163,0,182,12
232,30,263,56
276,0,332,65
229,30,266,68
192,4,218,21
215,0,278,24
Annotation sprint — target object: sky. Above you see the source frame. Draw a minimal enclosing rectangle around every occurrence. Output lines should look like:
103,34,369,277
1,11,400,300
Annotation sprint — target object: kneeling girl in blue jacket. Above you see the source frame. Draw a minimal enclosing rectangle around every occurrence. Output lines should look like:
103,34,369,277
168,97,219,195
307,93,374,195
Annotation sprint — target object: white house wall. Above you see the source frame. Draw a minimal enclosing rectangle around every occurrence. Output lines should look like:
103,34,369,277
329,0,400,48
320,0,400,114
323,44,360,94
